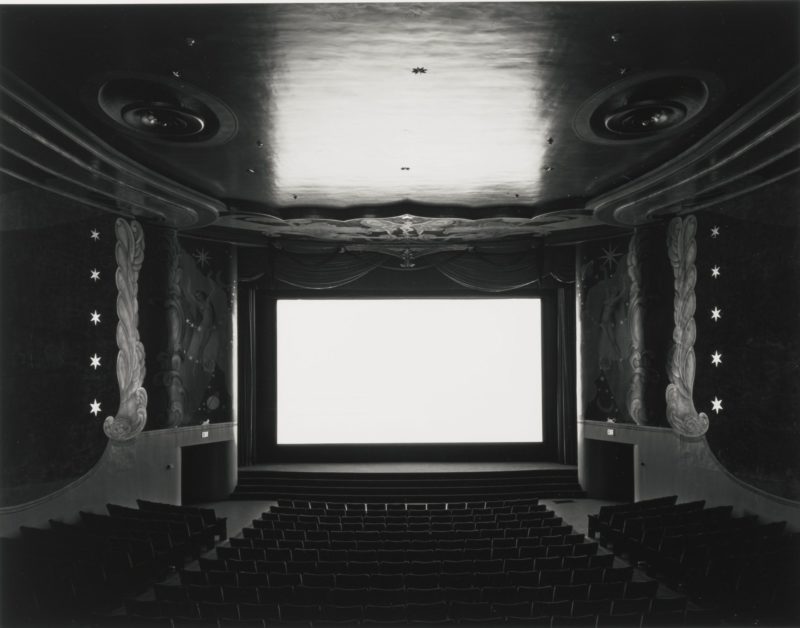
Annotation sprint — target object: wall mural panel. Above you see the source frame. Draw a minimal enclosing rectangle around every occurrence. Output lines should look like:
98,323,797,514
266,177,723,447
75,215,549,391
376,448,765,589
0,210,119,506
578,228,671,427
692,203,800,500
139,229,235,429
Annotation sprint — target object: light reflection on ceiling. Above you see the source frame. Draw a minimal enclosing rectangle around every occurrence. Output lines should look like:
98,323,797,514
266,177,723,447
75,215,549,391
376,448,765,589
0,2,798,242
271,4,545,206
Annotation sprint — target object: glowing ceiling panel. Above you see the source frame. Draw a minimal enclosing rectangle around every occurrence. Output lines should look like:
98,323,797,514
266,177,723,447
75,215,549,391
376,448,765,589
271,4,546,206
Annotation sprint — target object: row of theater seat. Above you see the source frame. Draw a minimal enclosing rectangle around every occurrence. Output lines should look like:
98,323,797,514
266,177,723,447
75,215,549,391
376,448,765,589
124,596,692,626
228,535,598,551
196,564,626,585
588,496,800,625
155,579,657,604
117,502,694,627
224,546,595,563
242,526,575,542
253,516,565,530
1,501,225,626
215,541,599,561
271,498,542,513
264,510,551,521
179,560,622,588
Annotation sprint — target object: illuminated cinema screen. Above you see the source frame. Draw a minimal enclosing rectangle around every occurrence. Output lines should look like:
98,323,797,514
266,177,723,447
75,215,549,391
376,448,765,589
276,298,543,445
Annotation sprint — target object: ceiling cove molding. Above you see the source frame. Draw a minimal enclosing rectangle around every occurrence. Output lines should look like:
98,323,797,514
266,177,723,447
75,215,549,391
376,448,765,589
0,68,223,230
589,67,800,227
214,209,602,243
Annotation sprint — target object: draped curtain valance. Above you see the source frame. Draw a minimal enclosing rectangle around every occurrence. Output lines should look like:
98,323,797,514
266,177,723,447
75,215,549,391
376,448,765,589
245,242,575,292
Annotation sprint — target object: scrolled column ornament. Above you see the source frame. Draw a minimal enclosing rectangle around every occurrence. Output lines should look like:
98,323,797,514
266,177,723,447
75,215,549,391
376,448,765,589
626,230,646,425
103,218,148,441
665,215,709,437
163,231,185,426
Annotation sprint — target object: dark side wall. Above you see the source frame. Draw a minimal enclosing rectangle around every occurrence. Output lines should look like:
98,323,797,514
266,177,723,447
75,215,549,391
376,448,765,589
577,180,800,528
0,185,238,536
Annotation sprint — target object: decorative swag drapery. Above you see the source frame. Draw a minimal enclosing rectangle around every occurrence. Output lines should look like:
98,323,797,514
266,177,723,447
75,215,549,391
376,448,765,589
259,243,575,292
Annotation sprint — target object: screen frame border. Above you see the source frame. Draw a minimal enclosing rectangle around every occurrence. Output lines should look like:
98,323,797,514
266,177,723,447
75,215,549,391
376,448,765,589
253,288,559,463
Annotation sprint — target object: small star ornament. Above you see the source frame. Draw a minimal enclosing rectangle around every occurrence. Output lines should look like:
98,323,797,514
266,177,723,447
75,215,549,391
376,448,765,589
90,229,101,241
90,310,101,325
90,269,101,281
711,266,720,278
193,249,211,267
89,399,102,416
711,351,723,367
710,226,720,238
711,397,723,414
600,245,621,268
90,354,102,369
711,307,722,322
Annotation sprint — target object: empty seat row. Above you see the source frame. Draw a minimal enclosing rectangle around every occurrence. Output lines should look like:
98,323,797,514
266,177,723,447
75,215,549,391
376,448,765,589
274,497,541,512
163,569,635,603
137,499,228,541
265,505,551,521
226,544,588,562
242,524,574,542
200,550,612,575
127,595,688,625
217,540,597,562
182,564,639,592
587,496,679,539
255,515,562,530
162,578,658,605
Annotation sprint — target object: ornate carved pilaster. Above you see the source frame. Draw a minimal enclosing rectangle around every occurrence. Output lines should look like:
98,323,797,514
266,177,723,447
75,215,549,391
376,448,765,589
163,231,186,426
665,215,709,437
103,218,148,441
626,230,646,425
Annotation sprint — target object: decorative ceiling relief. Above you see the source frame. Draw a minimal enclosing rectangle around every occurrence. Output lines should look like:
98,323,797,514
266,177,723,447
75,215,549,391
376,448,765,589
0,69,224,230
665,215,709,438
215,210,601,242
590,69,800,228
103,218,148,442
1,3,798,244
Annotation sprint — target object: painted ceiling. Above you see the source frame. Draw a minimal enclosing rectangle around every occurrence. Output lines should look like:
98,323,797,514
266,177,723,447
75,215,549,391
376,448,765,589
0,2,798,244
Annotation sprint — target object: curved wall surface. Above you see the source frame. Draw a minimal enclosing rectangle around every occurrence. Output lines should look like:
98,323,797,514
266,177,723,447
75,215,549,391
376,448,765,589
0,184,238,530
0,424,236,538
577,180,800,525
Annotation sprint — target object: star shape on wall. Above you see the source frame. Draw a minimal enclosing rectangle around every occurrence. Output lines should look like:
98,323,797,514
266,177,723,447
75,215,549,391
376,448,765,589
600,245,622,268
412,67,428,74
193,249,211,267
711,266,720,278
711,351,723,367
90,229,101,241
90,310,101,325
90,354,101,369
90,269,101,281
711,397,723,414
711,307,722,322
710,226,720,238
89,399,102,416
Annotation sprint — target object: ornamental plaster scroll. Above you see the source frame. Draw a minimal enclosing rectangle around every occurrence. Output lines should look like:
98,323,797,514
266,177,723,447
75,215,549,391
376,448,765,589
103,218,148,441
213,210,602,242
626,229,646,425
665,215,709,437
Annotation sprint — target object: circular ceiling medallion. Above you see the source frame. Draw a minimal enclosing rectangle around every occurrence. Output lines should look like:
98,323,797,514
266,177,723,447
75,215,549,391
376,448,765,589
84,73,237,146
573,71,722,145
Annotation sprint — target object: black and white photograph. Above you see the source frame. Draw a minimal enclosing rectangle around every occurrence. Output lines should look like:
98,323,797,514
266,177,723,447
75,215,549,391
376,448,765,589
0,1,798,626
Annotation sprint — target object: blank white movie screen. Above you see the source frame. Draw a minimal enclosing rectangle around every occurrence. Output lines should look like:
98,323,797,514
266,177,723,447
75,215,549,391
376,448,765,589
277,298,543,444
